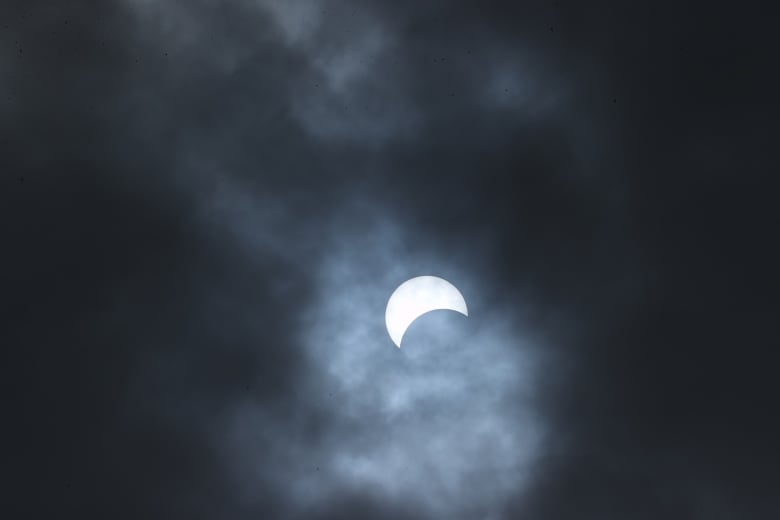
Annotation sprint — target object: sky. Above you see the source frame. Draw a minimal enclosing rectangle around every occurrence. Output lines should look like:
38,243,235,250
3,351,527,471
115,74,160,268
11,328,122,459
2,1,779,518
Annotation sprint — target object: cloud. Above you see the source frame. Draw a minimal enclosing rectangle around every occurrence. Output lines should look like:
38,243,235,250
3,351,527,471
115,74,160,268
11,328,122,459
3,1,779,519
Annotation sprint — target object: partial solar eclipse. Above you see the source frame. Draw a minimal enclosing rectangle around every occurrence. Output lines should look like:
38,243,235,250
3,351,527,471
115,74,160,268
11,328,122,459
385,276,469,348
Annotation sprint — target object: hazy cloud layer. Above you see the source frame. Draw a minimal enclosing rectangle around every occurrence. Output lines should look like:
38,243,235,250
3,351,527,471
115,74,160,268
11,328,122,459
2,1,779,519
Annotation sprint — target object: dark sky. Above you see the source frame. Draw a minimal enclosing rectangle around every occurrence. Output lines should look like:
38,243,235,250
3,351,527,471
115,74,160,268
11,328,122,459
2,1,779,518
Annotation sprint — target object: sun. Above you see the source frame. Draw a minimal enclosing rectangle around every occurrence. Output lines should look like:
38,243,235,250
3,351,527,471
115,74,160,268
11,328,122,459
384,276,468,348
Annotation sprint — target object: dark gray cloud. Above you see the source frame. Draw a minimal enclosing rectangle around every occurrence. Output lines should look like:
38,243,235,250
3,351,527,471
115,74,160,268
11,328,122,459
2,0,778,518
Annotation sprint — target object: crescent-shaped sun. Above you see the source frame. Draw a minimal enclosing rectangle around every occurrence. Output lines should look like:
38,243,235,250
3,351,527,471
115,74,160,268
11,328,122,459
385,276,468,348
